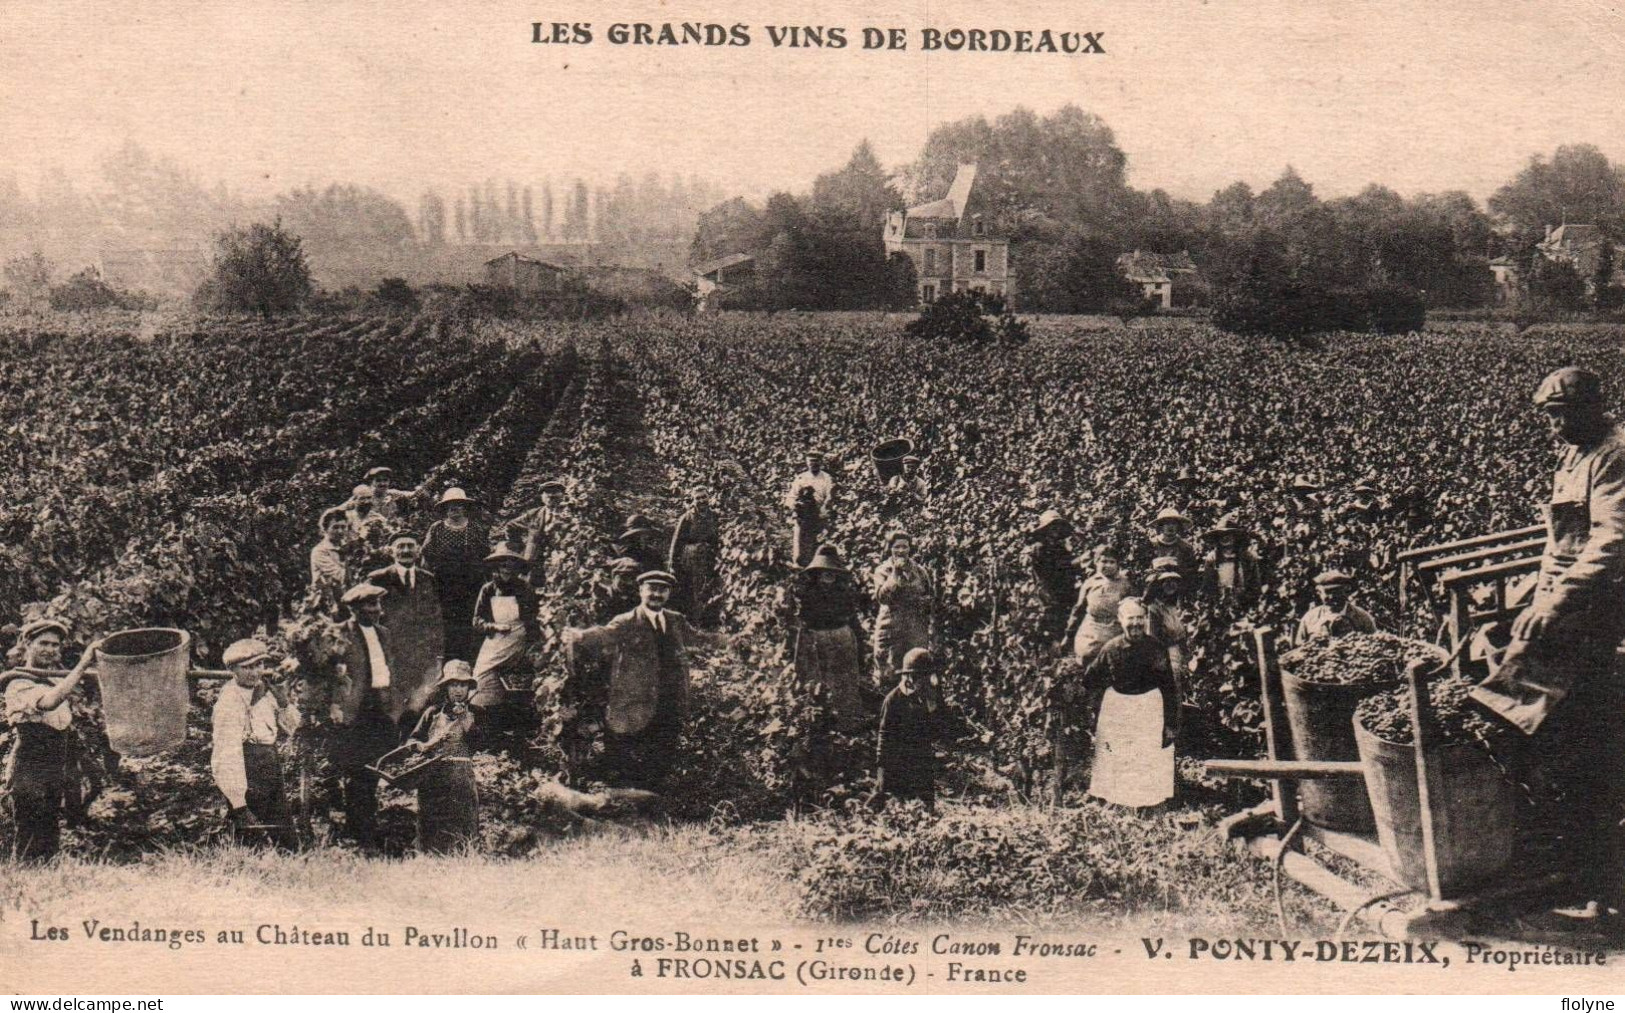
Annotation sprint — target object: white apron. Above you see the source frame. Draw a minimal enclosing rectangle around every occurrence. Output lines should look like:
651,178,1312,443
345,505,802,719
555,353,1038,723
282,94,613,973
472,595,526,707
1089,687,1174,807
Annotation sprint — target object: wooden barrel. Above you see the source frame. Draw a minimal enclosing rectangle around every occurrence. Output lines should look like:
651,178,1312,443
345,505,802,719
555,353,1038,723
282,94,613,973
1353,721,1517,895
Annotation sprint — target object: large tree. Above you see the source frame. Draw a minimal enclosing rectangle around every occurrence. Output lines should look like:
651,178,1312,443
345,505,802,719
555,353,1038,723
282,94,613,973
195,220,312,319
274,183,415,255
1489,144,1625,251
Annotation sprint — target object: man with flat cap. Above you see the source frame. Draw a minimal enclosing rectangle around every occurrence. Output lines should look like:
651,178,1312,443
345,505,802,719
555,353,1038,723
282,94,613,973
563,570,739,789
1475,366,1625,927
211,638,301,849
1294,570,1378,645
329,582,403,849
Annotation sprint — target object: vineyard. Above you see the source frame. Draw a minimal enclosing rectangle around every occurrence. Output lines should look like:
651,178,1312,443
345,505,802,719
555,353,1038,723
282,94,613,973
4,309,1625,932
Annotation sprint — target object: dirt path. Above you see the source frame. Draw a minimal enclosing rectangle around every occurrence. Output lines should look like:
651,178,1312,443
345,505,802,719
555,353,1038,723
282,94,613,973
589,353,685,547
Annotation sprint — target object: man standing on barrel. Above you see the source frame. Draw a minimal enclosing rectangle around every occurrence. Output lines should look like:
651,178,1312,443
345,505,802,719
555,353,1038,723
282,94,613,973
1474,366,1625,930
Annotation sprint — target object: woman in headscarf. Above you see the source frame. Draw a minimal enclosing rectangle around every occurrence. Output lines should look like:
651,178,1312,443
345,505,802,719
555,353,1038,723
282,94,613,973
2,620,101,862
872,529,934,679
421,487,490,662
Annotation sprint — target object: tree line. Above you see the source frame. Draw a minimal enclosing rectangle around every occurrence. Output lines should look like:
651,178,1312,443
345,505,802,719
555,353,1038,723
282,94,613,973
690,105,1625,317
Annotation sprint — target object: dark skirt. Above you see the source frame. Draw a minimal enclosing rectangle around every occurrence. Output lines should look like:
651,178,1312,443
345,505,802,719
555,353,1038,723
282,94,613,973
416,759,479,854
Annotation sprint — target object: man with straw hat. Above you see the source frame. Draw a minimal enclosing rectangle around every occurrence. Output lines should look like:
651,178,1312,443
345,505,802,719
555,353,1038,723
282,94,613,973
1144,506,1199,580
330,582,402,850
563,569,739,789
210,637,301,849
404,660,480,853
2,620,101,861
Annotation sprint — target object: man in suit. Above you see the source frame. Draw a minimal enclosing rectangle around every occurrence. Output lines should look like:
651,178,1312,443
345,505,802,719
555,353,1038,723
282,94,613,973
368,532,445,725
562,570,739,790
329,582,404,850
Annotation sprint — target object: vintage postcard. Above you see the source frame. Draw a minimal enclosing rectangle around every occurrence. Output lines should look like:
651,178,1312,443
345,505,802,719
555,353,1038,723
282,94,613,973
2,0,1625,996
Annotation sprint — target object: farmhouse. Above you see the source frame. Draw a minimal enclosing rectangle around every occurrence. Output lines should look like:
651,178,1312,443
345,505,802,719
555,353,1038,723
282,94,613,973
692,252,756,311
1117,250,1200,310
484,251,568,293
883,164,1012,306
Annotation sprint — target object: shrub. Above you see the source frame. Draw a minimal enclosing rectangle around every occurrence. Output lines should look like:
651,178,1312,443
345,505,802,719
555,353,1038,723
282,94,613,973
1214,274,1425,339
370,277,420,313
47,268,154,312
194,220,313,318
904,290,1028,345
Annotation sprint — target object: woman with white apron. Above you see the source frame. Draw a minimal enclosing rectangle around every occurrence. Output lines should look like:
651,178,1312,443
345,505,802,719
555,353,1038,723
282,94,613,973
471,544,539,710
1084,598,1178,809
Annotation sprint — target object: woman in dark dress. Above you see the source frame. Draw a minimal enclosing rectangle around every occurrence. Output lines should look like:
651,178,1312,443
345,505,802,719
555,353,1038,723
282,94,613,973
421,487,490,662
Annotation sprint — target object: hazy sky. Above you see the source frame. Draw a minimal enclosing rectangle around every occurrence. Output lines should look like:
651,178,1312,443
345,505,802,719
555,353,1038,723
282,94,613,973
4,0,1624,207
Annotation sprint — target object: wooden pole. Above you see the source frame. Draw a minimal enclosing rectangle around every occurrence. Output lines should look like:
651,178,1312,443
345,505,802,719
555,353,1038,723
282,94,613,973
1405,657,1445,903
12,666,235,683
1204,758,1365,780
1251,626,1298,826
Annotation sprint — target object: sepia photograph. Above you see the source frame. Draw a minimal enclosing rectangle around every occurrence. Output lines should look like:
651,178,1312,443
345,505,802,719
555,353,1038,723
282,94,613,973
2,0,1625,996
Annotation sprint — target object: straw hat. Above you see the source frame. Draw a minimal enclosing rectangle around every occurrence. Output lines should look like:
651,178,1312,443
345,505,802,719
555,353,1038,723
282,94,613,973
901,648,938,673
485,543,527,565
18,618,69,644
1031,509,1071,535
1202,512,1249,542
437,487,475,508
1153,507,1189,528
435,660,477,688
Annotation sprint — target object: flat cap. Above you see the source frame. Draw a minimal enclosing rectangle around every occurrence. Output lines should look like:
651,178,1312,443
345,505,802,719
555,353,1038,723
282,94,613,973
1533,367,1604,407
341,582,389,605
222,638,272,667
